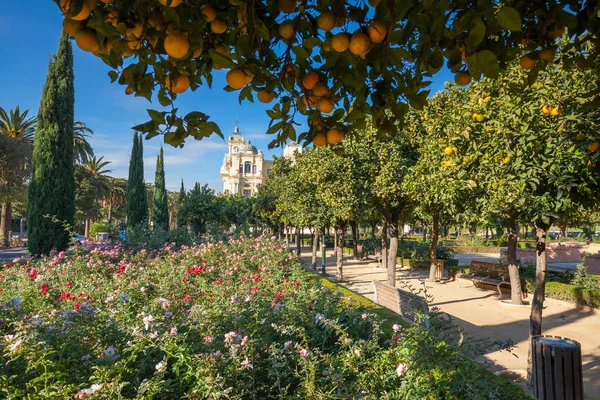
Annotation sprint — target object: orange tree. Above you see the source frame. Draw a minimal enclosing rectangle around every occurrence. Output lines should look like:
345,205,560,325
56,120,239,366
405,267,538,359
253,155,292,236
54,0,600,147
405,90,479,283
345,120,416,286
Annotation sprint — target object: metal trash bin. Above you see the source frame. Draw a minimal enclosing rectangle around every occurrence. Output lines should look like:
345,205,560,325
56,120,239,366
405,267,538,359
532,335,583,400
96,232,110,242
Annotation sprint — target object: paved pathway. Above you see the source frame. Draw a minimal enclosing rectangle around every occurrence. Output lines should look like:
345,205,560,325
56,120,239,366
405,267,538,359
298,248,600,400
0,248,27,263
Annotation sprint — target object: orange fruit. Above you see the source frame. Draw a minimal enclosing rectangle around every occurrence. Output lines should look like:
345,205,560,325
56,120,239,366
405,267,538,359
65,0,95,21
202,5,217,22
62,18,85,37
444,146,454,156
519,54,537,70
317,11,336,32
335,15,346,27
164,33,189,59
302,71,319,90
312,83,329,97
126,22,143,38
331,32,350,52
215,44,229,55
313,132,327,147
588,142,600,152
349,32,370,55
539,47,556,62
367,21,386,44
317,97,335,113
454,71,472,86
302,92,318,108
147,12,164,30
550,106,562,116
542,105,551,115
158,0,182,7
192,48,202,58
211,18,227,34
257,90,275,103
278,0,297,13
165,75,190,94
326,127,344,144
279,21,295,39
503,156,511,164
75,30,99,53
243,67,254,84
226,68,247,90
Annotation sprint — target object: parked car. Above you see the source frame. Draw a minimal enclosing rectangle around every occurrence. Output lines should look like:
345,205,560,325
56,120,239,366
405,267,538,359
548,232,560,240
71,234,86,245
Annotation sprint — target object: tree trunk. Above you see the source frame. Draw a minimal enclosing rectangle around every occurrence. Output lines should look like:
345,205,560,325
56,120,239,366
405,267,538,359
560,226,567,241
335,223,346,282
470,222,477,239
485,226,489,240
350,221,358,260
295,226,301,256
371,223,376,241
507,220,523,305
84,218,90,239
333,227,337,255
311,229,319,271
422,223,427,241
285,223,289,247
0,203,12,247
387,212,399,286
428,212,440,282
527,220,550,382
381,218,388,271
107,197,114,225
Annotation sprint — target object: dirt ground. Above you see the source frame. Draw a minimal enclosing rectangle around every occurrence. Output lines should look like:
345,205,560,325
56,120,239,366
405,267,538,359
299,249,600,400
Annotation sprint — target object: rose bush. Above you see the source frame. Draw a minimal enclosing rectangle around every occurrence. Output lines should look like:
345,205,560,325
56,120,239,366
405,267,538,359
0,236,529,399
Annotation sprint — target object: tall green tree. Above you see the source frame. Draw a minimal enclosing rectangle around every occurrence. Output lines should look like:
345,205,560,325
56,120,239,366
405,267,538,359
152,147,169,232
186,183,216,236
27,33,75,255
126,133,147,229
73,121,94,165
176,179,187,227
75,156,112,237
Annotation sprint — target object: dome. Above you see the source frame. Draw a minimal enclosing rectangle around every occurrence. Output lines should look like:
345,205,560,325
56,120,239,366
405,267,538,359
240,140,258,154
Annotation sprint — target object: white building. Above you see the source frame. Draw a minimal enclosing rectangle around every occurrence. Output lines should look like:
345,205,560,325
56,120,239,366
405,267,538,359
220,124,302,196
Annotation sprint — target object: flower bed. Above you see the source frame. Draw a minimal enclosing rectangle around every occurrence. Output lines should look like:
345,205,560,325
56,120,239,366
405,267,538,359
0,237,529,399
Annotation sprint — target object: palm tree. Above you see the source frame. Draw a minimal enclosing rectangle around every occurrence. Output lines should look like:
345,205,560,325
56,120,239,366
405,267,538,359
0,106,36,247
0,106,37,143
73,121,95,165
79,156,112,237
105,177,127,225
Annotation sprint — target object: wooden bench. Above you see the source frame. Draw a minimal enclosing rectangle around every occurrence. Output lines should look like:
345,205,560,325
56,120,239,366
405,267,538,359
372,280,430,328
366,249,383,263
457,260,527,298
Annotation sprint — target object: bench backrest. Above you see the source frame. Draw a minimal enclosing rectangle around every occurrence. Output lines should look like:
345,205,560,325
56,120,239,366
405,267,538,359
469,260,509,281
372,280,430,328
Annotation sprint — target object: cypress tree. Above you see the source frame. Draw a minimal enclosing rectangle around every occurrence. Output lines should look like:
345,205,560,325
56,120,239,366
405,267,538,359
126,133,148,228
28,33,75,255
176,180,187,227
152,147,169,231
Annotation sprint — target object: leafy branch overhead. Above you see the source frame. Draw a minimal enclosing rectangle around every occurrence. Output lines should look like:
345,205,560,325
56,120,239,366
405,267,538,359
56,0,600,147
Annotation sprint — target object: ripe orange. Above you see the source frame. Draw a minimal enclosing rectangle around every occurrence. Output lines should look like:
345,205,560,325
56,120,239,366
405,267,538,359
202,5,217,22
588,142,600,152
519,54,537,70
542,105,551,115
349,32,370,55
317,98,335,114
550,105,562,116
75,30,99,53
454,71,472,86
317,11,336,32
312,83,329,97
257,90,275,103
211,18,227,34
503,156,511,164
64,0,95,21
444,146,454,156
243,67,254,84
164,33,189,59
226,68,247,90
367,21,386,44
539,47,556,62
215,44,229,55
279,21,295,39
192,48,202,58
278,0,297,13
302,71,319,90
331,33,350,52
62,18,85,37
313,132,327,147
326,128,344,144
158,0,182,7
165,75,190,94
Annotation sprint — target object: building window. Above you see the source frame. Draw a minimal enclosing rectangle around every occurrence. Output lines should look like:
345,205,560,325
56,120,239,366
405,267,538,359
252,164,257,174
244,162,251,174
243,189,251,197
239,165,243,173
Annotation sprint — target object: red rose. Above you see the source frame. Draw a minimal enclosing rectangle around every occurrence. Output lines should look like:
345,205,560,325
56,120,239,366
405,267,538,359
183,295,191,303
40,284,49,295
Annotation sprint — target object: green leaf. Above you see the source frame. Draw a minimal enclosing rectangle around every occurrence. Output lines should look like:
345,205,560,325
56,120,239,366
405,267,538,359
132,120,158,132
467,19,486,48
496,6,522,32
108,71,118,83
147,109,166,124
208,50,236,69
468,50,499,79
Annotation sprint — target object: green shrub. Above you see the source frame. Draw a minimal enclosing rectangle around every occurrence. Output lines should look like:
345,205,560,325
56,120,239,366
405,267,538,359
522,280,600,308
89,222,118,239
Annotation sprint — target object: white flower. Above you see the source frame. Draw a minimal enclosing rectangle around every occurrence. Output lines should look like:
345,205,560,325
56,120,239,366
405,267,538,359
240,357,253,369
143,315,155,330
396,363,408,377
361,313,369,320
353,348,361,357
299,348,310,359
392,324,402,332
224,331,238,344
155,361,167,373
104,347,116,358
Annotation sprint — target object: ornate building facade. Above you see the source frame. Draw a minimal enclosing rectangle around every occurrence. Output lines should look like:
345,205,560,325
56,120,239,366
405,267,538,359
220,125,302,196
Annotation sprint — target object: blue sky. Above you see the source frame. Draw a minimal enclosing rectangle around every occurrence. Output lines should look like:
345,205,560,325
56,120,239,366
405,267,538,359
0,1,453,192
